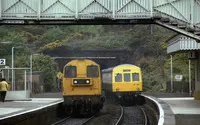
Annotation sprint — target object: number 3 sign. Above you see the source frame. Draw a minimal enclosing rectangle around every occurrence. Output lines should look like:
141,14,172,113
0,59,6,65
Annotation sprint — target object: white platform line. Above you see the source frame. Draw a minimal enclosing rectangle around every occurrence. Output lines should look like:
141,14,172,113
159,97,194,101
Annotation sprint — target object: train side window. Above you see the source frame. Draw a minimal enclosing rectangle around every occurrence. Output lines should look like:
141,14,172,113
87,66,99,77
132,73,139,81
124,73,130,82
115,73,122,82
64,66,76,78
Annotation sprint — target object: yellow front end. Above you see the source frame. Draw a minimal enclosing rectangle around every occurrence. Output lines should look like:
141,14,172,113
111,65,142,92
63,78,101,96
113,82,142,92
62,59,102,96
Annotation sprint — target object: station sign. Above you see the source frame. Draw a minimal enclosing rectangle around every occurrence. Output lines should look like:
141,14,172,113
175,75,183,81
0,59,6,65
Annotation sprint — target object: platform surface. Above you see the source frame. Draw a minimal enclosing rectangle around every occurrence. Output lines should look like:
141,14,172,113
0,98,63,120
160,97,200,114
144,92,200,125
1,92,199,125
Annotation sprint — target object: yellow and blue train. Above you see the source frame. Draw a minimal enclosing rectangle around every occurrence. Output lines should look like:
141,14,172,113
102,64,144,105
62,59,104,115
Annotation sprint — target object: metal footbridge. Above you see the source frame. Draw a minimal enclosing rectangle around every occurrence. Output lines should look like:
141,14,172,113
0,0,200,41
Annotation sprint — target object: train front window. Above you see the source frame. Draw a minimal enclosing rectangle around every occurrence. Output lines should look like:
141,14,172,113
124,73,130,82
87,66,99,77
115,73,122,82
64,66,76,78
132,73,139,81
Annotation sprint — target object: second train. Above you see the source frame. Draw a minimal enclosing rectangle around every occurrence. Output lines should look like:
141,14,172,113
102,64,144,105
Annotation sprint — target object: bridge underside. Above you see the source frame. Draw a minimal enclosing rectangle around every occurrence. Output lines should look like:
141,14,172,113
0,19,155,25
1,18,200,42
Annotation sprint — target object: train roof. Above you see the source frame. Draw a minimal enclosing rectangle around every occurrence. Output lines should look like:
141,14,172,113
65,59,99,66
102,64,139,72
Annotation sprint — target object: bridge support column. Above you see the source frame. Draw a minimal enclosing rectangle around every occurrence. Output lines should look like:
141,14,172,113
150,0,153,17
37,0,41,20
190,0,194,27
112,0,115,19
75,0,78,19
194,51,200,100
0,0,2,19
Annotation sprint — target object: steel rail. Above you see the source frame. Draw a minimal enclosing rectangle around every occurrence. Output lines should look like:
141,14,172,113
52,117,70,125
82,114,97,125
139,106,148,125
53,113,97,125
115,105,124,125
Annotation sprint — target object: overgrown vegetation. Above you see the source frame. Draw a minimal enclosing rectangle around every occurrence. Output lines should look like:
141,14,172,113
0,25,193,92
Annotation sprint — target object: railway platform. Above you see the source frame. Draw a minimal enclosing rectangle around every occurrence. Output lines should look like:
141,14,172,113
0,97,63,125
144,92,200,125
0,92,199,125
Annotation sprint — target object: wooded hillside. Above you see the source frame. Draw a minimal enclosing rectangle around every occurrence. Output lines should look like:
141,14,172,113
0,25,192,92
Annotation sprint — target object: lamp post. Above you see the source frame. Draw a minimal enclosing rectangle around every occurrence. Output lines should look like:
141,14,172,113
189,59,191,96
12,47,14,91
170,55,173,92
11,46,23,91
30,53,39,93
30,54,32,93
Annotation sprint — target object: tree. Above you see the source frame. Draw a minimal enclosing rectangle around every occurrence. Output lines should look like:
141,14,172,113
32,54,58,92
15,54,59,92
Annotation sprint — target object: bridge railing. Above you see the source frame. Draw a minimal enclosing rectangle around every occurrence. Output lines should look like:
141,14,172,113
153,0,200,28
0,0,200,29
1,0,153,20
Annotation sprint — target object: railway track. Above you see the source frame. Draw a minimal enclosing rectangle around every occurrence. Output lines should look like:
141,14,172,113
114,105,123,125
139,106,148,125
52,115,95,125
53,100,123,125
84,100,123,125
52,100,150,125
121,105,148,125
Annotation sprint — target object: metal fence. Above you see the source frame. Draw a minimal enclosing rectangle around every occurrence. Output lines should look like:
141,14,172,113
1,68,31,91
166,81,195,94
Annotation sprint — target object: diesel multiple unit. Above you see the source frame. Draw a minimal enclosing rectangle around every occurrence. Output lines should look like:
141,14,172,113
102,64,143,104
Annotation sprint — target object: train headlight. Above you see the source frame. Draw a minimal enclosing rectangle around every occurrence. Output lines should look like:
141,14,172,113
74,80,77,84
86,80,90,84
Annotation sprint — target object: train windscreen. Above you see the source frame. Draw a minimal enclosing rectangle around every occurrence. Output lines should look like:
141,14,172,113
64,66,76,78
132,73,139,81
115,73,122,82
87,66,99,77
124,73,131,82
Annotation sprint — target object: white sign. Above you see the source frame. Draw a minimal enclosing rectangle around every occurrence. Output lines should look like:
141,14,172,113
0,59,6,65
175,75,183,81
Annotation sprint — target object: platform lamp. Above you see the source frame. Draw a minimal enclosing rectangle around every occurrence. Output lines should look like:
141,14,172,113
170,55,173,92
30,53,39,93
11,46,23,91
